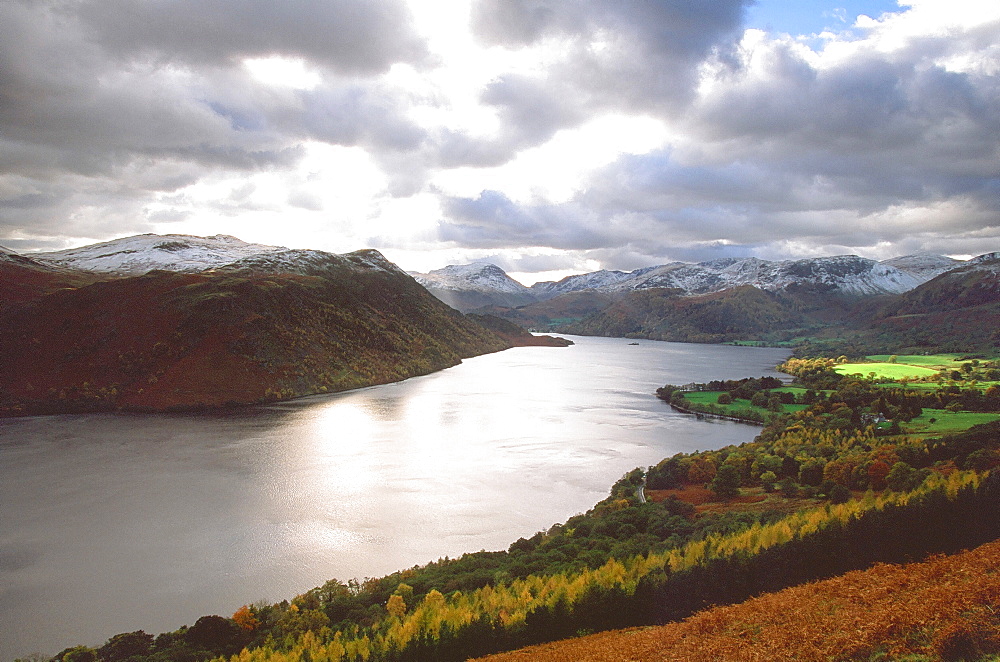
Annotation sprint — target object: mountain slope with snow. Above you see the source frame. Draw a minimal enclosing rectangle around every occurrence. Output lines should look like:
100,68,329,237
880,253,962,280
0,244,514,416
34,233,285,275
411,263,538,311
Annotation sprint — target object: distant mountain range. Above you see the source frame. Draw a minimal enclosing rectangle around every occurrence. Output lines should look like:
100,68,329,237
412,251,1000,352
411,253,966,311
0,234,564,416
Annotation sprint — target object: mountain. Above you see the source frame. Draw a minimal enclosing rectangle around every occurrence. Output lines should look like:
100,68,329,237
0,246,101,304
33,233,284,275
559,285,809,344
0,237,527,416
880,253,963,280
411,263,538,311
529,269,633,300
544,255,924,297
424,254,958,315
865,252,1000,351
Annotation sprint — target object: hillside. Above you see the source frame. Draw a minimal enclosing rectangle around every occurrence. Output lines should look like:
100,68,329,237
0,247,514,416
474,539,1000,662
558,285,809,343
866,255,1000,352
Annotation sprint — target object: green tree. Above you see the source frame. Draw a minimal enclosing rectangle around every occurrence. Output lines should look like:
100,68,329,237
829,484,851,504
886,462,917,492
97,632,153,662
710,464,741,499
717,392,733,405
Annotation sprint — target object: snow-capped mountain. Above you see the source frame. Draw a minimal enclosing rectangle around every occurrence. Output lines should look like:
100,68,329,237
530,255,928,298
615,255,922,296
215,248,405,278
425,253,981,311
880,254,963,280
33,233,285,275
411,263,537,311
529,269,633,299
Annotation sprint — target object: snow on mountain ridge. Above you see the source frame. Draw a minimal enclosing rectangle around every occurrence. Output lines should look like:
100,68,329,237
412,263,531,295
34,233,287,275
215,247,404,277
880,253,963,280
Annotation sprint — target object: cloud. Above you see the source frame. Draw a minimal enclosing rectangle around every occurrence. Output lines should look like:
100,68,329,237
0,0,429,245
76,0,427,74
1,0,997,273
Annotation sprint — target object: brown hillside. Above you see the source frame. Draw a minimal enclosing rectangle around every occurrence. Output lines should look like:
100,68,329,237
475,539,1000,662
0,252,513,416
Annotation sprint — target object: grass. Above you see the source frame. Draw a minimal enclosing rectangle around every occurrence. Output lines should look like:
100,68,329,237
903,408,1000,436
683,391,809,417
866,353,996,369
835,362,940,380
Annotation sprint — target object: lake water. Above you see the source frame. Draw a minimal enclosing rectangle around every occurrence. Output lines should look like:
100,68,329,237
0,336,790,659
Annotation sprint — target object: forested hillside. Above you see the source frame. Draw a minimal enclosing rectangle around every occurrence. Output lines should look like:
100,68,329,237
475,538,1000,662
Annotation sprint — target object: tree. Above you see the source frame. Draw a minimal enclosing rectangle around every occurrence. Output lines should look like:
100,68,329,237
387,594,407,620
717,392,733,405
687,456,717,484
868,461,891,491
886,462,917,492
759,471,778,492
97,632,153,662
778,477,799,498
232,605,260,632
186,615,242,654
710,464,741,499
54,647,96,662
829,484,851,504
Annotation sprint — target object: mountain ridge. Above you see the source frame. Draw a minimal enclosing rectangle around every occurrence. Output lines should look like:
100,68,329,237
0,235,539,417
412,253,976,312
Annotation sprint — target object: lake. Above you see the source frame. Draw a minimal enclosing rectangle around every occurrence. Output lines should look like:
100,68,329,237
0,336,790,659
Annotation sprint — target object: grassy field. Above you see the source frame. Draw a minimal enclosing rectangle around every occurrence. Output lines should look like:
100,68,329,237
904,408,1000,436
865,353,989,369
835,362,940,379
683,391,809,417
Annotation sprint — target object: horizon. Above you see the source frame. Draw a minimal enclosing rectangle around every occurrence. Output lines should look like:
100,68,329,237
7,230,986,287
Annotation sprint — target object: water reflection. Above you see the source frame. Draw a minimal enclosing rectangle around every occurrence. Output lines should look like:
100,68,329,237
0,336,789,659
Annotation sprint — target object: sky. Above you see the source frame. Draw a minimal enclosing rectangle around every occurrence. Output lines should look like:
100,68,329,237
1,1,998,284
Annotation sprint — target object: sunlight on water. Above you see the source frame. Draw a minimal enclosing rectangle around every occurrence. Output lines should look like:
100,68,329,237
0,336,790,659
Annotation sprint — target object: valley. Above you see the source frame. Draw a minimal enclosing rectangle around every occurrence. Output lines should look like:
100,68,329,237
4,234,1000,662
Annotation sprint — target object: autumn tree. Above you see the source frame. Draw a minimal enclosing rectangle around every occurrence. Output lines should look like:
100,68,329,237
232,605,260,631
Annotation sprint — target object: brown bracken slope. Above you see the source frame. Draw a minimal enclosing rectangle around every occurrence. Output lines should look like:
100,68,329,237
0,250,523,416
475,539,1000,662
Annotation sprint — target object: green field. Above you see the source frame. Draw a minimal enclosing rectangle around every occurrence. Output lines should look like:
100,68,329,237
904,408,1000,436
683,391,809,418
835,362,940,380
866,354,969,368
